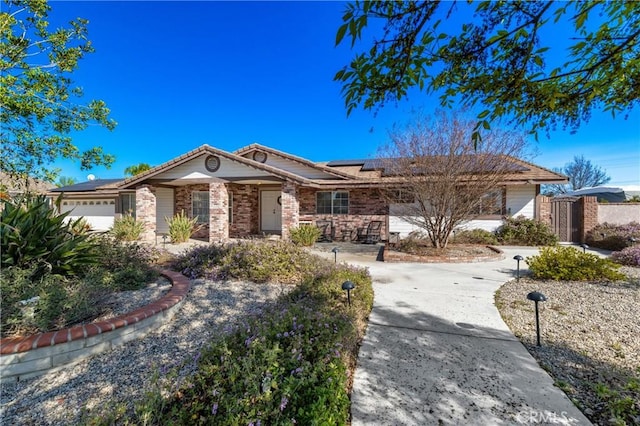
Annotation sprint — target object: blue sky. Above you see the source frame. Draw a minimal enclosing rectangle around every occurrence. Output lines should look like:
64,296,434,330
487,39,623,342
49,1,639,186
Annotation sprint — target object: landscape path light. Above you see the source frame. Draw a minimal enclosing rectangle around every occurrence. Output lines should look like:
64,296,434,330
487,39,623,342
162,234,168,249
526,291,547,346
513,255,524,281
580,243,589,253
331,246,339,264
342,280,356,307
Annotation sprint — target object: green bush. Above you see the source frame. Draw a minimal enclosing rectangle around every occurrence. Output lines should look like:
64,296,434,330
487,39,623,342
1,195,99,279
166,210,203,243
496,216,558,246
106,245,374,426
453,228,498,245
526,246,625,281
110,213,145,241
1,237,159,337
172,240,321,284
0,266,105,336
585,222,640,251
289,224,322,246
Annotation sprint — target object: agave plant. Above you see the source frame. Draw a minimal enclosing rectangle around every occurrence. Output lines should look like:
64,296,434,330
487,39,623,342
1,195,99,279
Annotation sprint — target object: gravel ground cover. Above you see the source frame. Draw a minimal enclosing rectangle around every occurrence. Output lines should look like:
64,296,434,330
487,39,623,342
0,278,291,425
495,266,640,425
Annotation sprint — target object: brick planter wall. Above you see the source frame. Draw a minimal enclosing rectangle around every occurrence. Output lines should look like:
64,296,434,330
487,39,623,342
0,270,190,383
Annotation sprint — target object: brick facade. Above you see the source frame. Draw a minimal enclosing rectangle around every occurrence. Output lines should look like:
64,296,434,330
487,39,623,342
209,182,228,242
281,181,299,240
175,184,210,239
136,185,156,241
298,187,389,240
137,183,393,243
535,195,552,228
228,184,260,238
580,196,598,243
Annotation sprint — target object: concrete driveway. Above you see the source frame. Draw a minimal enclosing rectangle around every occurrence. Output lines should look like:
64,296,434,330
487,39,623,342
328,247,591,425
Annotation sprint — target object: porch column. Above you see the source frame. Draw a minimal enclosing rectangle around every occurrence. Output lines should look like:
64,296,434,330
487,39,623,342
209,182,229,242
136,185,156,242
281,181,299,240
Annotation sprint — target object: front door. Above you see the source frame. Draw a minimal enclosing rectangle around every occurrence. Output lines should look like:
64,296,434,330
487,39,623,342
261,190,282,233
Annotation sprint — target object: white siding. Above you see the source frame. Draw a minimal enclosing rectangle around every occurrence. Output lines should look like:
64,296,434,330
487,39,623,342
60,199,116,231
155,187,174,234
260,156,336,179
506,185,535,218
158,154,273,180
388,185,535,237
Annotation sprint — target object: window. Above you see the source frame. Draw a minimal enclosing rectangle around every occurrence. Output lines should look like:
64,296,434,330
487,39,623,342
121,193,136,217
389,189,414,204
474,189,503,215
316,191,348,214
228,192,233,223
192,191,210,224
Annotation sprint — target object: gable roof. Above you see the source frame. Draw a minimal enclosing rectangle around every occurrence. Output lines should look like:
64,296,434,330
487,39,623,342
235,143,357,179
116,144,317,189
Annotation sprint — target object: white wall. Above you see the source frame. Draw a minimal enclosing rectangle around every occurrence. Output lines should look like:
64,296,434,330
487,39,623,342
60,199,116,231
506,185,535,218
388,184,536,238
155,187,175,233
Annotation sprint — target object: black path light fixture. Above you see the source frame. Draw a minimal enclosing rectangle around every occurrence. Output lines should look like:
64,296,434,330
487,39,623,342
580,243,589,253
162,234,168,249
331,246,339,264
342,280,356,307
513,255,524,281
526,291,547,346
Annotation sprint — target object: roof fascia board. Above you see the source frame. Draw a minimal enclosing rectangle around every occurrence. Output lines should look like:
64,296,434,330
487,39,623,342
235,143,356,180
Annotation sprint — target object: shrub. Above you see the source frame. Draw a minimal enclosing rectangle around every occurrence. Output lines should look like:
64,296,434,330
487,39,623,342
289,224,322,246
0,266,106,336
110,213,145,241
526,246,625,281
454,228,498,245
585,222,640,251
172,240,321,283
496,216,558,246
1,237,159,337
1,195,99,279
166,210,203,243
611,246,640,267
111,246,373,426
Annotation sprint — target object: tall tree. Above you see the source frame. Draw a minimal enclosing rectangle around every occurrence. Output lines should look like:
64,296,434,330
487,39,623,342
124,163,152,177
0,0,116,186
335,1,640,142
546,155,611,194
381,111,527,249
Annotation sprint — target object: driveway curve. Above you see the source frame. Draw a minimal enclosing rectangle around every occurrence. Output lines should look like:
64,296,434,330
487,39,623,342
323,246,591,425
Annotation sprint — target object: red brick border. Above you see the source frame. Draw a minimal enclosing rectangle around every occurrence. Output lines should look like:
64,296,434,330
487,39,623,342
0,269,190,355
383,245,504,263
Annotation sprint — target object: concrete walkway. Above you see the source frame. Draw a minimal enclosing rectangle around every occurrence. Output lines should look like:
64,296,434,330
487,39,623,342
316,247,591,425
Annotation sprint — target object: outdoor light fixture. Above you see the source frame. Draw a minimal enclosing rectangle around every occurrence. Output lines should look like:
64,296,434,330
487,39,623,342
162,234,168,248
526,291,547,346
331,247,339,264
341,280,356,307
629,237,637,246
580,243,589,253
513,255,524,281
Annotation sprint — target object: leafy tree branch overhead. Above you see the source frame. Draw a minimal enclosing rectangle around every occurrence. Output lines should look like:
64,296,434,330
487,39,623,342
0,0,117,184
335,1,640,142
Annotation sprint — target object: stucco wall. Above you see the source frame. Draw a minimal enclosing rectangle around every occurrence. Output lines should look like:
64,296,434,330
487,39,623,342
598,203,640,225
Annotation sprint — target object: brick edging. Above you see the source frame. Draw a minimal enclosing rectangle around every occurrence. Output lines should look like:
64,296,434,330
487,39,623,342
0,269,190,381
383,245,505,263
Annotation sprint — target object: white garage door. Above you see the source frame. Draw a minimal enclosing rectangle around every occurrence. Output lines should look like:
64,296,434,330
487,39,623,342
60,199,116,231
